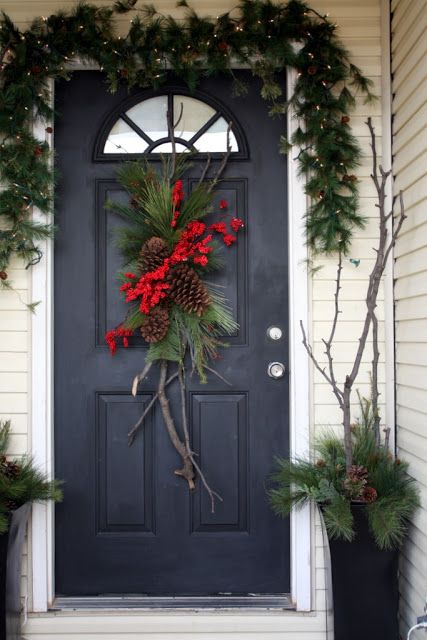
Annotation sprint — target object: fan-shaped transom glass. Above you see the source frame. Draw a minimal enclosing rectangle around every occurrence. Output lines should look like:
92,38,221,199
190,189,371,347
103,93,239,155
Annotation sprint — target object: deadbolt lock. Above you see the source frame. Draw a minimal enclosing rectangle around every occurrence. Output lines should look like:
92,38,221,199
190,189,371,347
268,362,286,379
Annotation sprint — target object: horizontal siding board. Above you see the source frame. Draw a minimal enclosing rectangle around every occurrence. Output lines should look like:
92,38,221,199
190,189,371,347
392,28,427,91
395,295,427,321
0,353,28,372
397,362,427,392
0,414,28,432
0,311,29,332
394,246,427,279
395,221,427,257
0,332,28,352
395,271,427,301
395,385,427,412
0,393,28,413
0,372,28,393
0,290,29,310
396,343,427,365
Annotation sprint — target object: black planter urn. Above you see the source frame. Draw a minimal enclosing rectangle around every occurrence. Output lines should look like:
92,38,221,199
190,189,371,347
328,504,399,640
0,504,31,640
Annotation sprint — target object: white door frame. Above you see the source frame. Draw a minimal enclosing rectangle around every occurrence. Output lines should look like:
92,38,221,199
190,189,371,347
30,68,312,613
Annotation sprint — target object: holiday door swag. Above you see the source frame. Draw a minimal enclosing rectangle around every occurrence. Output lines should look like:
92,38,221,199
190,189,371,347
105,149,244,510
0,0,375,291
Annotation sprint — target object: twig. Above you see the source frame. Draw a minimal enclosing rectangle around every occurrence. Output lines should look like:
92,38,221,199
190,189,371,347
190,457,223,514
206,122,232,193
178,364,223,513
167,103,183,181
321,251,344,409
204,365,232,386
371,310,381,445
198,153,212,185
128,371,179,445
300,320,334,389
158,360,195,489
131,361,153,397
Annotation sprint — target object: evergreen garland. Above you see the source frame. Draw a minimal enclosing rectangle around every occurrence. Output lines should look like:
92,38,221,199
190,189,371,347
0,0,374,287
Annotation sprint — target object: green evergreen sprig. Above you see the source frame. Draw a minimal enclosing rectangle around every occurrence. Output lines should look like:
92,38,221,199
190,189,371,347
0,420,62,533
269,401,420,550
0,0,374,283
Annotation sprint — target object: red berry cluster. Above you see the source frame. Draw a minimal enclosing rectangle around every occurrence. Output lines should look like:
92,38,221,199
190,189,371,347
170,179,184,228
105,326,134,354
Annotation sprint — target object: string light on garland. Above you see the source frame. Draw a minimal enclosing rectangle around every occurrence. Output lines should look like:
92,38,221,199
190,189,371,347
0,0,375,286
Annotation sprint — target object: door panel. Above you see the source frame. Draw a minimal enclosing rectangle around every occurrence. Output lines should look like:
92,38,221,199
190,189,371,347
54,70,289,597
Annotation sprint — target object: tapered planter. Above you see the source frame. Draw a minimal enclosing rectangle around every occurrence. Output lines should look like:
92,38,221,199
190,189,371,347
328,504,399,640
0,504,31,640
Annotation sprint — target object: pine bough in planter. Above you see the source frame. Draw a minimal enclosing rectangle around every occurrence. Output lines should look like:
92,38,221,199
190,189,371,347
0,421,61,640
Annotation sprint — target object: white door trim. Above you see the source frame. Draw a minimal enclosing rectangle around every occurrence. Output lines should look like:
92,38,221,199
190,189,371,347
30,69,312,613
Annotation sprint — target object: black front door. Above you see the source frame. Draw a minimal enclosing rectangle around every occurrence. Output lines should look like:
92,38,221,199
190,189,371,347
54,71,289,597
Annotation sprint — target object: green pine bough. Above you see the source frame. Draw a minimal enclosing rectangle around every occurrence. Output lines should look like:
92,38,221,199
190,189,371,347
269,396,420,550
0,0,375,285
0,420,62,533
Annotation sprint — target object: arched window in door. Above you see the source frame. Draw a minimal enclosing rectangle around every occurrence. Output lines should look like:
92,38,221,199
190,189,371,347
97,92,245,158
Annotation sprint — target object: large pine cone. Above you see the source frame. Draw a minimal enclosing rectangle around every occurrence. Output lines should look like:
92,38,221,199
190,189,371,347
138,237,169,274
140,307,170,343
168,263,210,317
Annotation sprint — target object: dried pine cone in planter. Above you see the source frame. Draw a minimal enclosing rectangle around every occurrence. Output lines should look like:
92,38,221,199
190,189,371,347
140,307,170,343
138,237,169,274
167,263,211,317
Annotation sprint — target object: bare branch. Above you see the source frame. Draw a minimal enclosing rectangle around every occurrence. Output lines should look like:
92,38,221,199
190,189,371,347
206,122,232,193
128,371,179,445
371,310,381,445
204,365,232,386
300,321,337,394
321,251,344,408
131,361,153,397
167,106,179,180
382,191,406,269
178,365,222,512
198,153,212,186
158,360,195,490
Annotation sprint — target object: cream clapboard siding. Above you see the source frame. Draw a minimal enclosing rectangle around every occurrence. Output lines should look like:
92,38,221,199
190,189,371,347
392,0,427,636
0,1,383,638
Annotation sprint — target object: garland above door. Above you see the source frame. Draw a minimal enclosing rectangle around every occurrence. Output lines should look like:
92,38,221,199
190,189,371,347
0,0,374,284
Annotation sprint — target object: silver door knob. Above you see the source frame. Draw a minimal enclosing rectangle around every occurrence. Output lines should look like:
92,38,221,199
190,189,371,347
268,362,286,379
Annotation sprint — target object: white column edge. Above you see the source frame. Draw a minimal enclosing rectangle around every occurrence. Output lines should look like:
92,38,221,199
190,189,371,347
381,0,395,451
31,79,55,612
287,69,311,612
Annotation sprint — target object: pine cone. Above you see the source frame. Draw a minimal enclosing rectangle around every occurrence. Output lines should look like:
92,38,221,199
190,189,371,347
168,263,210,317
0,456,21,480
138,237,169,274
140,307,170,343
